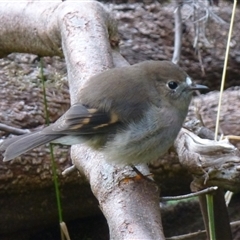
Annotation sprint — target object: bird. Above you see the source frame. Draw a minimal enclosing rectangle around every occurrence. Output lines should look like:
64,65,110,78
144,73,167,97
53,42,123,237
0,60,208,164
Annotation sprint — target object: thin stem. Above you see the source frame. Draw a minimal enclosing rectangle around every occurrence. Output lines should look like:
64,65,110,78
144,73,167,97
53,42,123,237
39,58,63,224
214,0,237,140
206,194,216,240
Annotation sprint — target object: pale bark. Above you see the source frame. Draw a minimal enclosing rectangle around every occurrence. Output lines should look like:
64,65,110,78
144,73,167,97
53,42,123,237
0,1,165,239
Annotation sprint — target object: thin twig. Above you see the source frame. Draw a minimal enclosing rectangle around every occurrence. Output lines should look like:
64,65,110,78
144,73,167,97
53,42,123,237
172,1,182,64
166,220,240,240
0,123,30,135
62,165,77,176
161,186,218,201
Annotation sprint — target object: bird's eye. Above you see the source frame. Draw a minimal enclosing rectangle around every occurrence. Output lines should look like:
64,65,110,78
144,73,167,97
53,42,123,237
167,81,178,90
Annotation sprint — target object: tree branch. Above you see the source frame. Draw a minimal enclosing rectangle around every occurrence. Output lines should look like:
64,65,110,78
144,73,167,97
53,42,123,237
0,1,165,239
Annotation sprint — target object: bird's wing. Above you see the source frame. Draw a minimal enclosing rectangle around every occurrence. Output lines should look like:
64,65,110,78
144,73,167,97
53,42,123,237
44,103,120,135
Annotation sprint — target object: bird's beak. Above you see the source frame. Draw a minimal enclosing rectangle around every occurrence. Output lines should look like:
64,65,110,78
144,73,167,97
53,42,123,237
190,84,208,91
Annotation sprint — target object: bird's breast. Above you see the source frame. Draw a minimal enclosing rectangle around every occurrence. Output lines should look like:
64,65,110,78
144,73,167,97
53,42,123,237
104,105,185,165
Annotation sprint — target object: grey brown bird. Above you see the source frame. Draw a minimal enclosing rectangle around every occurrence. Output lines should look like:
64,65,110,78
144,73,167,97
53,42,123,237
0,61,208,164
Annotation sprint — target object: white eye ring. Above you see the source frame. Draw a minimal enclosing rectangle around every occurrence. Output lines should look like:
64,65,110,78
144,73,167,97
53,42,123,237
186,76,192,86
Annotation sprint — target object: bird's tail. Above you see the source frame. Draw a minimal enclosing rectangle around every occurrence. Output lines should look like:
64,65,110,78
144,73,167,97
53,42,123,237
0,132,60,161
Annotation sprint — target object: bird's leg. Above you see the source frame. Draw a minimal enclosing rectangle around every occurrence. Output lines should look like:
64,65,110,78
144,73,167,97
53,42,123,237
119,164,154,184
